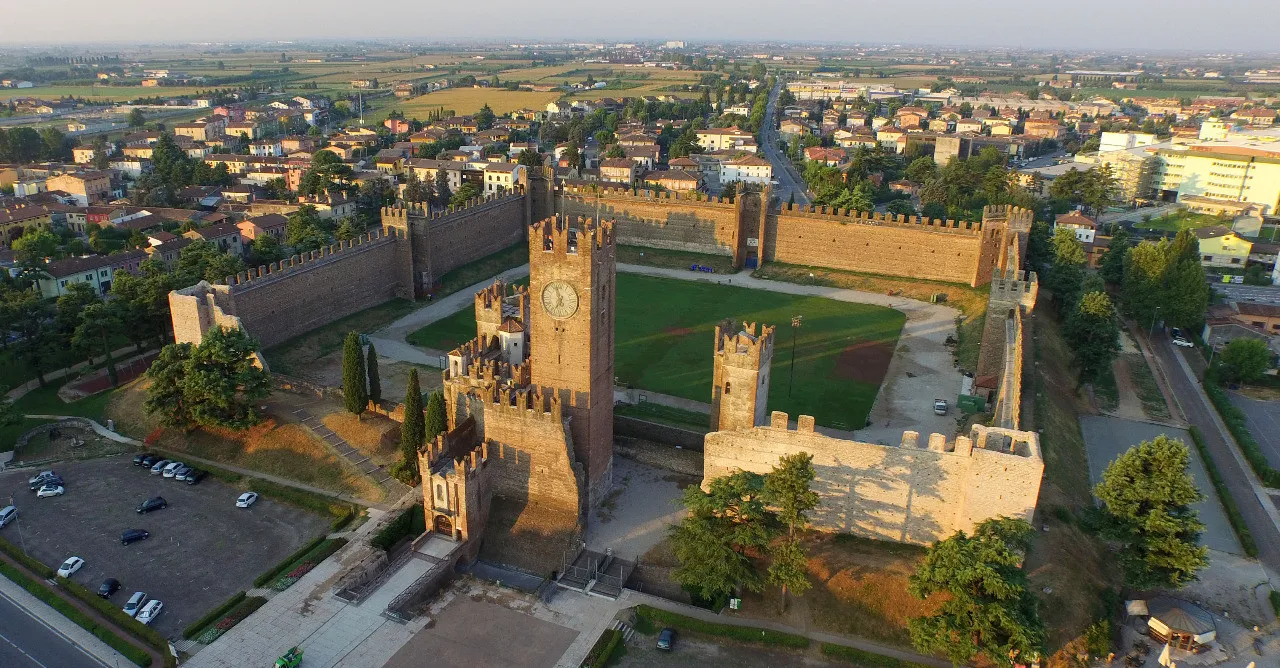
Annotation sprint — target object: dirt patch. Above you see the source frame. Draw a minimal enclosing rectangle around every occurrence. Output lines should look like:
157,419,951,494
479,496,581,575
322,411,400,465
831,341,894,384
663,326,695,337
13,425,131,464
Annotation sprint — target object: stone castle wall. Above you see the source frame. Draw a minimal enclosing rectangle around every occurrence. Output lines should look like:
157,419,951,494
560,187,741,259
471,390,586,513
383,193,528,295
703,413,1043,545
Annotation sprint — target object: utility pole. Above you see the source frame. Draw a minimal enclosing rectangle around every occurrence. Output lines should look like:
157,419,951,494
788,315,803,397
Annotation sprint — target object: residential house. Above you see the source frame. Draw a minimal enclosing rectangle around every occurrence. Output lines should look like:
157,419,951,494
36,250,146,298
280,136,318,154
778,119,810,138
45,171,111,206
955,118,984,134
236,213,289,241
1023,119,1065,140
600,158,636,184
1054,211,1097,243
72,147,98,164
641,169,701,192
695,127,756,152
249,139,284,158
804,147,847,166
482,163,524,196
173,122,215,142
719,154,772,185
224,121,260,140
1195,226,1252,268
1231,107,1277,127
299,192,355,219
183,221,244,256
384,118,412,134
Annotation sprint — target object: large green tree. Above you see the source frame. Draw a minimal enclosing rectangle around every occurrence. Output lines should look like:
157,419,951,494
425,390,447,444
366,342,382,406
145,326,270,430
1094,435,1208,589
764,452,818,608
1046,227,1086,311
1098,227,1131,286
670,470,777,602
144,342,195,428
908,518,1045,667
72,303,122,386
1121,239,1170,327
342,331,368,416
399,369,425,478
1217,338,1272,383
1064,291,1120,384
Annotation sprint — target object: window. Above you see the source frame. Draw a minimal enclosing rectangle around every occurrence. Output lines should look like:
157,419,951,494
1231,258,1242,264
724,382,731,395
436,484,444,501
1203,255,1213,262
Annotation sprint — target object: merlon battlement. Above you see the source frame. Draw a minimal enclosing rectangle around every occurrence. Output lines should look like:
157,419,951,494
981,204,1035,231
761,411,1041,460
223,228,397,290
380,191,524,223
714,320,775,366
775,203,987,235
561,185,737,206
531,215,616,254
485,386,564,422
476,280,528,310
989,268,1039,310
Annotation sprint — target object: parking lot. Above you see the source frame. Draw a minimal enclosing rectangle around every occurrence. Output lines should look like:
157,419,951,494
0,455,328,638
1229,391,1280,470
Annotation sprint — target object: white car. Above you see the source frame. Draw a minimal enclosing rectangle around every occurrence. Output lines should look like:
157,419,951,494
1173,337,1195,348
235,492,259,508
150,459,171,475
161,461,185,478
57,556,85,578
122,591,148,618
136,599,163,625
36,485,65,498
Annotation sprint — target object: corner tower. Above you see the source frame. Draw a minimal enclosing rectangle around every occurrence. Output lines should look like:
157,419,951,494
710,320,775,432
528,215,616,506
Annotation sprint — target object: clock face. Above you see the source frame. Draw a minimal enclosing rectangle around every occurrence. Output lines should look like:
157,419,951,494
541,281,579,319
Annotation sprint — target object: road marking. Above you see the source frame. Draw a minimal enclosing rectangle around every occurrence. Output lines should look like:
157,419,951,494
0,630,49,668
0,587,111,668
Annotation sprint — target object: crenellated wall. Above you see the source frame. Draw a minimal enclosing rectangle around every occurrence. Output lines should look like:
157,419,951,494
559,186,743,261
703,412,1043,545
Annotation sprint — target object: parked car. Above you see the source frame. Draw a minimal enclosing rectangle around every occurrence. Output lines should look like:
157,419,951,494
236,492,259,508
123,591,147,618
132,453,154,466
1173,335,1194,348
184,470,208,486
0,505,16,528
57,556,84,578
29,472,63,491
121,529,150,545
1170,327,1183,339
657,628,677,651
136,496,167,514
139,454,160,468
27,470,57,486
98,578,120,598
172,466,192,481
36,484,65,498
150,460,171,475
933,399,949,416
161,461,185,478
136,600,163,625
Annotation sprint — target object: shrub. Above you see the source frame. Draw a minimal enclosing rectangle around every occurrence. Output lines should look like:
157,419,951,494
1187,426,1258,557
820,643,931,668
256,538,348,590
0,536,56,578
584,628,624,668
0,561,151,666
193,596,267,644
632,605,809,648
59,576,170,651
1271,590,1280,617
371,505,425,552
247,479,356,520
254,535,325,587
182,590,246,639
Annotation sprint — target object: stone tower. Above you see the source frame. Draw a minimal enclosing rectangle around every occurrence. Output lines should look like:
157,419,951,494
710,320,775,432
528,215,616,506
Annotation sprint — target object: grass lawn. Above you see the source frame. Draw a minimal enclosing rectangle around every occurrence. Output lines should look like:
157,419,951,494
615,402,710,433
1,385,116,451
617,245,737,274
409,273,903,427
265,298,420,375
105,381,383,502
1134,210,1230,233
433,243,528,299
752,262,988,317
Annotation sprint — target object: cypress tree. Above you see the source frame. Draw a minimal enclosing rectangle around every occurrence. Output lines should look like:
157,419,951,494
400,369,425,475
425,390,446,442
366,342,381,407
342,331,368,416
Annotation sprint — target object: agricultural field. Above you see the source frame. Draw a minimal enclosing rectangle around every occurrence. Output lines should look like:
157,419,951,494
408,273,904,427
0,84,214,102
392,88,562,117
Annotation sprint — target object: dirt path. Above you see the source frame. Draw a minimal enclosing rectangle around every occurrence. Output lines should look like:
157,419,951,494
1106,356,1149,422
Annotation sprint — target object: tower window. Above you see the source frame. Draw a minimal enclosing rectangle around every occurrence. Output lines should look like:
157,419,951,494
724,382,731,395
436,484,444,501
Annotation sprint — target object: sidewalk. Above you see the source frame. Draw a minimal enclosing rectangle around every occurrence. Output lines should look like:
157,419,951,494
21,415,400,512
0,564,134,667
0,549,163,667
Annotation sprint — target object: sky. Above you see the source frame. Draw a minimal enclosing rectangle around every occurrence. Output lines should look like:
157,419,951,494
2,0,1278,51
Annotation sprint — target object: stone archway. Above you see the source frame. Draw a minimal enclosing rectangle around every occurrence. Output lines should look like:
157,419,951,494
434,514,453,536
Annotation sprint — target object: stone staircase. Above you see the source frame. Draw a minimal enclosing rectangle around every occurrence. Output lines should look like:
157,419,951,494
292,406,409,495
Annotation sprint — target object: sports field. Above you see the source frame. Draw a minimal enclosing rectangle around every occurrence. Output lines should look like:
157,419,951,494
407,274,904,428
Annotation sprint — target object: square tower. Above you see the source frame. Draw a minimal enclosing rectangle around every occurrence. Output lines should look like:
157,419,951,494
710,320,775,432
528,215,617,506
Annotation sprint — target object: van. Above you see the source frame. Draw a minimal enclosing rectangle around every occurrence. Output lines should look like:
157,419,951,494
0,506,16,528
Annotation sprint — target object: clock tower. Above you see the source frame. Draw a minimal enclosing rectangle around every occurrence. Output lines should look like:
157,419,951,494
528,215,616,507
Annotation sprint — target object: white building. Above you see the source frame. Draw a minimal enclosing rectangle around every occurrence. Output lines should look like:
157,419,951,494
249,140,284,158
1054,212,1097,244
1099,132,1158,153
719,154,773,185
696,127,756,152
482,163,524,196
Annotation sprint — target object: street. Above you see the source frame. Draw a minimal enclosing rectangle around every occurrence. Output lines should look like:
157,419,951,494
1148,329,1280,574
759,78,810,206
0,586,108,668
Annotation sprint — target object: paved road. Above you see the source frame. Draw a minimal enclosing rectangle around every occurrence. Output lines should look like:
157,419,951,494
1098,202,1183,225
758,78,810,206
1231,392,1280,469
1212,282,1280,305
0,586,108,668
1148,329,1280,574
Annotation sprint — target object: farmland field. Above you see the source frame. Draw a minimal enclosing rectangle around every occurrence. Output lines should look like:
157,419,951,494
0,85,214,102
407,273,904,427
392,89,562,117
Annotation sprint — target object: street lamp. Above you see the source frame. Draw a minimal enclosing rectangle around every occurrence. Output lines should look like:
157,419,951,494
1209,341,1223,368
1149,306,1162,341
788,315,803,397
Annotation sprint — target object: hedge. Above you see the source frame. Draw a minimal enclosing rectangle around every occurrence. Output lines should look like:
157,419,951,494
820,643,932,668
247,479,358,523
0,560,152,667
632,605,809,649
1271,590,1280,617
254,535,326,588
1201,371,1280,488
0,535,55,578
182,590,246,639
1187,426,1258,557
193,596,267,644
372,505,425,552
583,628,624,668
59,576,172,657
267,538,348,592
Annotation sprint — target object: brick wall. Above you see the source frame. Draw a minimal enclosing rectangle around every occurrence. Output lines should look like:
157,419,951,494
223,229,404,348
383,194,528,295
559,186,741,259
475,390,586,514
703,413,1043,545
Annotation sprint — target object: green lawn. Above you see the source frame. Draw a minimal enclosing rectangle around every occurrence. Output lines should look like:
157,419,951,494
409,274,904,427
265,298,420,375
1,385,115,451
1134,211,1230,233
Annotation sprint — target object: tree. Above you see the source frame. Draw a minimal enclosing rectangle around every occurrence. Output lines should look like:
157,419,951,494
176,239,247,286
366,342,382,406
908,518,1045,667
474,104,495,131
0,386,19,430
90,135,111,170
398,369,425,479
516,148,544,167
1217,338,1272,383
1065,291,1120,384
342,331,368,416
425,390,446,443
1122,239,1170,327
604,144,626,159
1047,228,1087,311
449,182,481,208
904,156,937,183
1099,227,1131,286
11,229,60,266
1095,435,1208,589
433,169,452,207
764,453,818,608
670,470,777,602
1161,255,1209,330
145,326,270,430
128,108,146,128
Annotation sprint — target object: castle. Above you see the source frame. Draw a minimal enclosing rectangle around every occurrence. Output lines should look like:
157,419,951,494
167,170,1043,551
